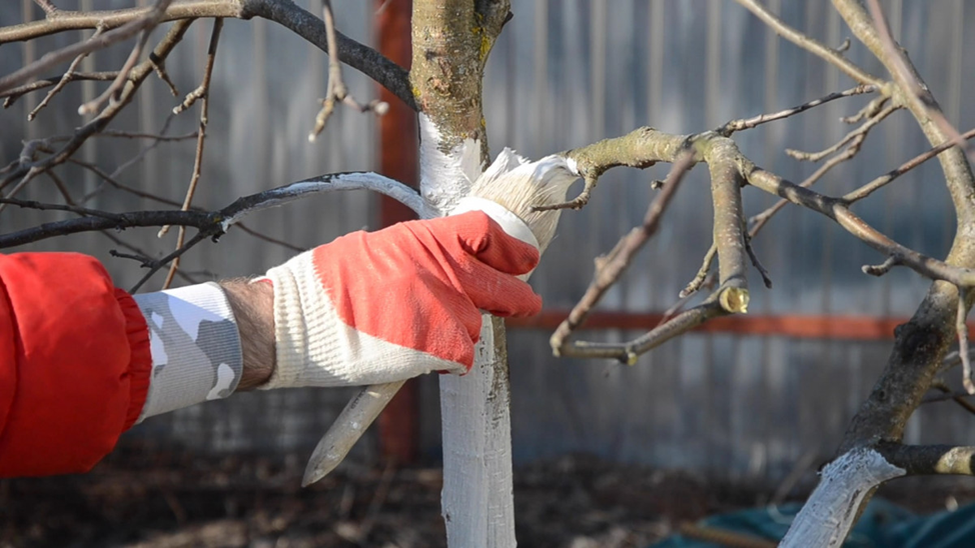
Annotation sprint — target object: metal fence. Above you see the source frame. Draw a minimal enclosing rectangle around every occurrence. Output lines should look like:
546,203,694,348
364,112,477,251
3,0,973,484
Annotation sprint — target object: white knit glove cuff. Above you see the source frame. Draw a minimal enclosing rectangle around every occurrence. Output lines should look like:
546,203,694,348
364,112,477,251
259,250,462,390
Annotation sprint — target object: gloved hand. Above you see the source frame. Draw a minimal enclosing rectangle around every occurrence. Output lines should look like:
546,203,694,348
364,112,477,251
259,211,542,389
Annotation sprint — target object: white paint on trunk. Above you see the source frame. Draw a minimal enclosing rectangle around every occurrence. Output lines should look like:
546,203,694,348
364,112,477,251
418,113,518,547
440,320,512,546
781,448,905,547
418,112,482,214
482,335,517,548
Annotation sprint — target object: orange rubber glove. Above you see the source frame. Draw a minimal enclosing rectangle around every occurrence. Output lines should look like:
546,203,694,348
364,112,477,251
259,211,542,388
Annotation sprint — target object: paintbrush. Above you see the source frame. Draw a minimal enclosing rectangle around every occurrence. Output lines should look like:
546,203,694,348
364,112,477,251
301,148,579,486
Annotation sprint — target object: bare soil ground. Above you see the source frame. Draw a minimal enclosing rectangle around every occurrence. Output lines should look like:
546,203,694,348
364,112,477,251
3,449,974,548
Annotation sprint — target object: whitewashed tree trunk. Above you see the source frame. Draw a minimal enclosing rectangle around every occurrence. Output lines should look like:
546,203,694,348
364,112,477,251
416,113,517,547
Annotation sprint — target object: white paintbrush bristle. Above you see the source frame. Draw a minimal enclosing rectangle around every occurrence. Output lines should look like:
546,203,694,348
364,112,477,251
470,148,579,253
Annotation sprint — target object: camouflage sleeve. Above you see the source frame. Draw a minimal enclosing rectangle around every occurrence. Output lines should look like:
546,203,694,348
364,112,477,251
132,282,243,422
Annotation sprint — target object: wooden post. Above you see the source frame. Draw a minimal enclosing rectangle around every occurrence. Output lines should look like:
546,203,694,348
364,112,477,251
375,0,419,465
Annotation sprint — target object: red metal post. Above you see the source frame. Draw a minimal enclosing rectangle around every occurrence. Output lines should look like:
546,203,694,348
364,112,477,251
375,0,419,464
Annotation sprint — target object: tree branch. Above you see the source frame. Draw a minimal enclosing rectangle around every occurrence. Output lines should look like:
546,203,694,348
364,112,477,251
717,84,876,136
1,19,194,193
307,0,388,142
0,0,417,110
550,153,693,360
0,0,174,94
734,0,883,87
0,172,428,249
162,17,223,289
875,442,975,476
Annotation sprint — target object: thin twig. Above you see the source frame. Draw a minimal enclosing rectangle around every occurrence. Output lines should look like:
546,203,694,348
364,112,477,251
718,84,875,135
161,18,223,288
28,24,105,121
844,126,975,203
236,222,306,253
748,105,894,236
77,24,155,115
307,0,387,142
924,380,975,416
0,0,174,93
681,243,718,298
786,104,897,161
149,51,179,96
734,0,883,87
2,71,117,107
842,95,888,124
98,128,197,141
862,254,900,277
101,231,191,281
745,232,772,289
1,20,194,196
45,169,74,205
0,194,126,220
130,230,209,292
33,0,58,15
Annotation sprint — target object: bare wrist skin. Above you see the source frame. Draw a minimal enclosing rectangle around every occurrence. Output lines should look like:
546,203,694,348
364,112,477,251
220,278,275,390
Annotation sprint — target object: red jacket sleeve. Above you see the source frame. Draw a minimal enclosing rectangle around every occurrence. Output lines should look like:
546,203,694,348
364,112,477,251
0,253,151,477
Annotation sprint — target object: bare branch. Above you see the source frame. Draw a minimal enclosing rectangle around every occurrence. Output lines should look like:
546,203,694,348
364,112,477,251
717,84,876,135
0,0,174,94
538,127,688,211
130,230,210,292
831,0,975,225
863,0,971,157
554,299,728,363
924,380,975,416
1,172,428,249
0,0,417,110
786,104,897,162
734,0,883,87
681,243,718,298
744,164,975,287
28,24,105,121
1,20,194,193
875,442,975,477
707,140,750,314
33,0,58,16
2,71,117,107
77,22,156,116
844,127,975,203
307,0,388,142
162,17,223,289
550,153,693,360
745,233,772,289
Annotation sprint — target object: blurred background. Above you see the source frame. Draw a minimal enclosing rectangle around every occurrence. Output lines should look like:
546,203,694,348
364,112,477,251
3,0,975,546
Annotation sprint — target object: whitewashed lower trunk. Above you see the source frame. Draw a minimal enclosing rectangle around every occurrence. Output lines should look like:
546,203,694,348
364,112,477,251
417,112,516,547
780,448,904,547
440,316,516,548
